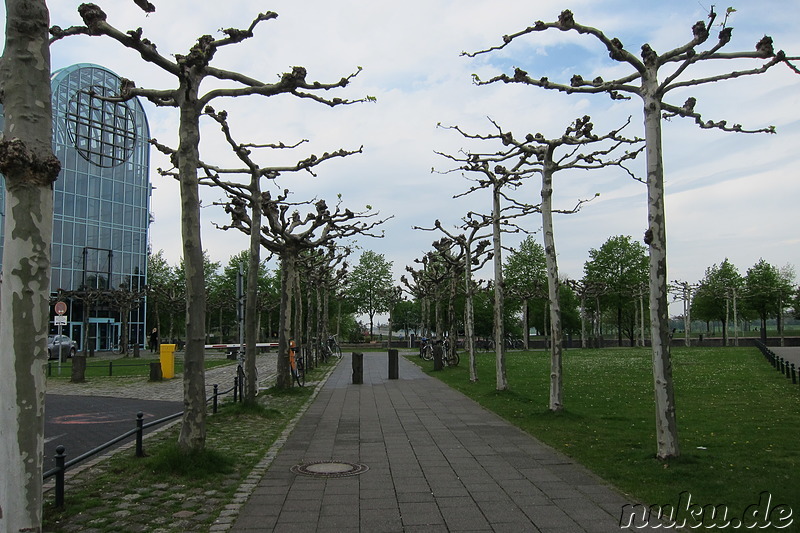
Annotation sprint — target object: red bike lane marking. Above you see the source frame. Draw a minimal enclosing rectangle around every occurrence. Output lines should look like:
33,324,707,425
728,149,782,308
52,412,153,425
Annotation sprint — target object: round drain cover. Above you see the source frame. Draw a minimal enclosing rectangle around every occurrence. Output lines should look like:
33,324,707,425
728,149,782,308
291,461,369,478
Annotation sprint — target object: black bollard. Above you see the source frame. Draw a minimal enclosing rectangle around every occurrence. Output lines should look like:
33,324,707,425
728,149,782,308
55,445,66,508
433,343,443,371
388,349,399,380
352,352,364,384
791,364,797,385
135,412,145,457
71,355,87,383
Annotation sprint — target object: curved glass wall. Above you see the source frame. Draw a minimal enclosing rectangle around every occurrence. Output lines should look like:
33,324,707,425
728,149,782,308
0,64,151,351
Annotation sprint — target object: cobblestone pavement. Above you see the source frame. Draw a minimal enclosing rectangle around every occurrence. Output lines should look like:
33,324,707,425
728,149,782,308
46,352,279,401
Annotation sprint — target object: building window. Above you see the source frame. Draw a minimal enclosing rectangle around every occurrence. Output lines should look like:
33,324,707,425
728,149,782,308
66,85,137,168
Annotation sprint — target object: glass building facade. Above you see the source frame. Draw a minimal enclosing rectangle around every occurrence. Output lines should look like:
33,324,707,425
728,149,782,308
0,63,151,351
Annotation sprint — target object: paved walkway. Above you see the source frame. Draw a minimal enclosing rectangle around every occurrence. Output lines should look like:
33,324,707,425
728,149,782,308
229,352,656,532
770,347,800,369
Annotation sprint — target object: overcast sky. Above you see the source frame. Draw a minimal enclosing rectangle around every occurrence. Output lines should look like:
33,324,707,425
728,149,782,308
6,1,799,311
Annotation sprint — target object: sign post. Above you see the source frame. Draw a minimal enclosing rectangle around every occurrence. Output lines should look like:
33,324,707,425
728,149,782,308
54,301,67,375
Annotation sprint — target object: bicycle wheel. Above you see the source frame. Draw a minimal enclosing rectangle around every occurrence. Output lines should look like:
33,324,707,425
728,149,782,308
422,344,433,361
333,344,342,359
449,351,460,366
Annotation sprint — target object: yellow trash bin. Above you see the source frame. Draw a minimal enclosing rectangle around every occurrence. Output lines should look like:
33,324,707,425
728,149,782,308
160,344,176,379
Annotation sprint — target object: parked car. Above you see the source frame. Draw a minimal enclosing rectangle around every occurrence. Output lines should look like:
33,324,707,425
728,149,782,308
48,335,77,360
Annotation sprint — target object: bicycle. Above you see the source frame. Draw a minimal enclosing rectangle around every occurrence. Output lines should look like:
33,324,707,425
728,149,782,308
441,337,460,367
419,337,434,360
289,340,304,387
328,335,342,359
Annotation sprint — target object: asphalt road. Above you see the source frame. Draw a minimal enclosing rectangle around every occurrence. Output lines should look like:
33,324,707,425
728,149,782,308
44,394,182,468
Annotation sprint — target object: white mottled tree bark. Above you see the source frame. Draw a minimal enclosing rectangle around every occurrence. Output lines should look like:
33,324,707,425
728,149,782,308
541,150,563,412
642,80,679,459
0,1,60,530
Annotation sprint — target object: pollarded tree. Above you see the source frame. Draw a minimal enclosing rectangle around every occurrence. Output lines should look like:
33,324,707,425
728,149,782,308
669,280,698,347
468,6,800,459
51,3,366,452
221,191,386,388
414,217,491,382
155,106,359,402
436,125,540,391
0,2,61,527
348,250,393,339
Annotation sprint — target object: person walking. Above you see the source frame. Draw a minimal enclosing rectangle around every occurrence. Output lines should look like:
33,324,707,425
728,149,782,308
149,328,159,353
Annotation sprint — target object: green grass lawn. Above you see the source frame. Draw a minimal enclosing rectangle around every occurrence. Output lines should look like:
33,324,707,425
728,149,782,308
46,356,233,379
412,347,799,528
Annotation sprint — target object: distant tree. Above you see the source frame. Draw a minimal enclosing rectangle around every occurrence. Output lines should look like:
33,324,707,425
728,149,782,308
468,5,800,460
0,1,60,528
584,236,648,347
670,280,698,347
348,250,394,339
392,300,421,337
505,236,548,349
744,259,794,343
690,259,743,346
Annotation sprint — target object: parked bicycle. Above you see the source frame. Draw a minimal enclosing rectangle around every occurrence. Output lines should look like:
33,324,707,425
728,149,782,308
289,340,304,387
320,334,342,362
419,337,459,366
328,334,342,359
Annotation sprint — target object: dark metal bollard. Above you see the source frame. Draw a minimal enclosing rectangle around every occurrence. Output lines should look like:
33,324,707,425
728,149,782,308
55,445,66,508
135,412,145,457
71,355,87,383
233,376,239,403
148,362,162,382
433,343,443,371
109,361,113,376
352,352,364,384
388,349,399,379
791,364,797,385
213,384,219,413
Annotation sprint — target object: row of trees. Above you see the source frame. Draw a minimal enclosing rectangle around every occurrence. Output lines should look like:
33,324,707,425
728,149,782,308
147,248,395,347
400,233,799,348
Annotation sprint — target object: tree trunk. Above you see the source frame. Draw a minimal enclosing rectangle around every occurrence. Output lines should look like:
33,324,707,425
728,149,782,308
522,298,529,350
0,1,58,529
642,83,679,459
492,182,508,390
176,92,207,452
447,273,457,361
464,251,478,382
541,158,563,411
243,195,261,404
277,252,295,388
579,294,588,349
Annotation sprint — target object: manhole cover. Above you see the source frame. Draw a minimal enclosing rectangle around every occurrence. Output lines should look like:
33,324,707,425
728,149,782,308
291,461,369,478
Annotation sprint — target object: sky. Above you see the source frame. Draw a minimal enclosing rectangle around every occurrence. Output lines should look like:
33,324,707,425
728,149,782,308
4,1,799,316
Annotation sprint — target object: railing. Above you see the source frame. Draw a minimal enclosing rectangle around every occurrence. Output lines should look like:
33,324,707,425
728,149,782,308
47,359,186,377
753,340,798,386
43,375,241,508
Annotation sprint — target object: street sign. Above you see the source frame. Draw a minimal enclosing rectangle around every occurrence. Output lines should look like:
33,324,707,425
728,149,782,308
54,315,68,326
54,301,67,315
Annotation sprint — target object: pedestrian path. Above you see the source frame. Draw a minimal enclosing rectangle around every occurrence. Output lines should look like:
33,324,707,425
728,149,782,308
228,352,657,532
